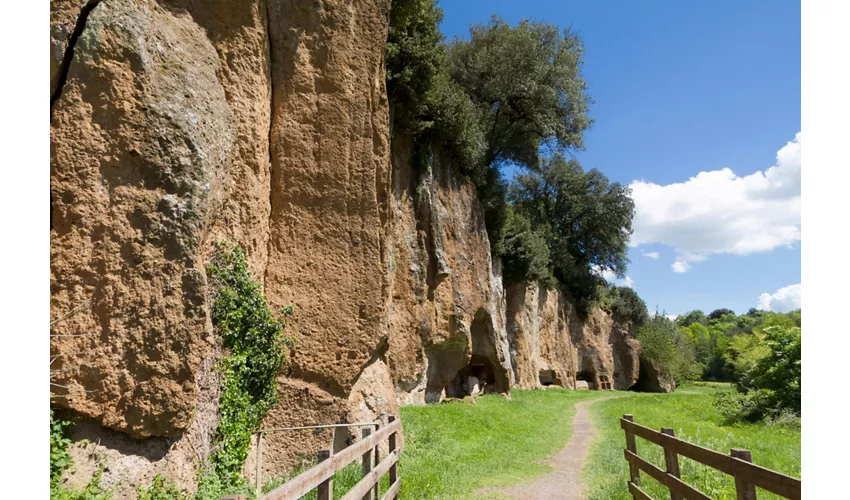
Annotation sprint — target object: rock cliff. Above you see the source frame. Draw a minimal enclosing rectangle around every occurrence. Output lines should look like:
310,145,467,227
50,0,651,493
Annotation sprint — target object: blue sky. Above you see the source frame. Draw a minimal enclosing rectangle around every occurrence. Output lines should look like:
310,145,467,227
439,0,801,316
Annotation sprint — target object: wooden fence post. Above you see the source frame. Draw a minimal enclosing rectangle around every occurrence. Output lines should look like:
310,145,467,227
731,448,758,500
388,415,398,499
317,449,333,500
623,415,642,487
255,432,263,495
661,427,683,500
361,427,373,500
373,420,381,500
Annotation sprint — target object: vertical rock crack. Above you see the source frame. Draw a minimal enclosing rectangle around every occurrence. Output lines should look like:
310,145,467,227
50,0,102,112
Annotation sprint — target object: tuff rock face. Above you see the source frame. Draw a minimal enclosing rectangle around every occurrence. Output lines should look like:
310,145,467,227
50,0,650,492
505,282,578,390
385,134,513,408
569,306,642,391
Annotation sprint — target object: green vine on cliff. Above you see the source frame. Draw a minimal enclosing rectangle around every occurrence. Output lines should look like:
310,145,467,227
202,242,295,493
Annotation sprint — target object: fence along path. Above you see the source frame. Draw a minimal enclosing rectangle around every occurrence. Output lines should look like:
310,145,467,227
620,414,801,500
224,416,401,500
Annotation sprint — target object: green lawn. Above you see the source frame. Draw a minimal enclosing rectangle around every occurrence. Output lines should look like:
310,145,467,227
397,389,608,499
583,383,801,500
265,384,799,500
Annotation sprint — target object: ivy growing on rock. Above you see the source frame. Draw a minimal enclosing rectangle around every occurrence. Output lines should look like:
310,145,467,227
203,242,295,491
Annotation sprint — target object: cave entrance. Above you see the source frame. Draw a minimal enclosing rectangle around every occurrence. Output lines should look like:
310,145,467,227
445,310,510,398
538,369,562,387
576,356,597,390
446,355,499,397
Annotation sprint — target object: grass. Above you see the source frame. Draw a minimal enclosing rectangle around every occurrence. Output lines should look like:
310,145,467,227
583,383,801,500
262,384,799,500
262,458,390,500
397,388,608,499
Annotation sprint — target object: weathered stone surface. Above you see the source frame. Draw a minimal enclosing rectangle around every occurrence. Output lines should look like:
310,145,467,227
568,305,641,391
254,0,396,478
50,0,236,438
634,357,676,393
50,0,91,100
506,282,578,390
386,135,513,405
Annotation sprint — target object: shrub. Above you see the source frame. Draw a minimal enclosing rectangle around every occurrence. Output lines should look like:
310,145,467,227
136,475,190,500
204,242,295,489
386,0,445,134
717,325,801,423
50,409,73,487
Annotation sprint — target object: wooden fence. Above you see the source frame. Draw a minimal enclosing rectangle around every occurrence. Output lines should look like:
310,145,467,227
620,414,800,500
224,416,401,500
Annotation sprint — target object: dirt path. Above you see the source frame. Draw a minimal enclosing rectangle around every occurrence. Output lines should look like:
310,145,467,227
479,397,615,500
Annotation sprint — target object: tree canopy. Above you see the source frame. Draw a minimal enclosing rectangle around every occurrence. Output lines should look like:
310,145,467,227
509,153,634,311
445,18,592,170
386,3,637,315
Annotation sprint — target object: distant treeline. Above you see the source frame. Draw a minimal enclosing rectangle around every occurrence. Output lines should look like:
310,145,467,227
637,308,801,425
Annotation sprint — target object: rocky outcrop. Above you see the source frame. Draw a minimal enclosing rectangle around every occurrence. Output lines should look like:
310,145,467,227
255,0,396,476
505,282,641,392
51,0,239,440
50,0,395,487
569,305,641,391
386,134,513,405
506,282,578,390
634,357,676,393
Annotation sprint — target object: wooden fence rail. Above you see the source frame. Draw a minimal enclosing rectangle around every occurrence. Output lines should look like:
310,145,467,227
620,414,800,500
224,416,401,500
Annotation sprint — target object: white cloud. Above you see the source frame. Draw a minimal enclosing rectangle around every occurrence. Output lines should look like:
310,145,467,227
593,266,635,288
671,261,690,273
757,283,801,312
630,132,801,272
648,311,679,322
642,251,660,260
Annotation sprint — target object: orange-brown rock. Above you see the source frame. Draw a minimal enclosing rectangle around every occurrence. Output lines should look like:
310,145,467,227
506,282,578,390
569,305,641,391
386,135,513,405
50,0,237,439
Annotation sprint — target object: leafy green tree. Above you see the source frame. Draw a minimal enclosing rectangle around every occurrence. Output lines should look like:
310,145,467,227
718,325,801,423
676,310,707,327
446,17,593,171
386,0,445,132
607,286,649,326
499,206,552,286
750,325,801,415
722,332,771,387
708,308,735,321
637,315,699,384
736,314,756,332
509,153,634,312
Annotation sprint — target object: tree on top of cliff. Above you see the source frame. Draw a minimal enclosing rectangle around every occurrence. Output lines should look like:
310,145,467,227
509,153,635,313
446,17,593,171
386,0,445,133
499,205,553,286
